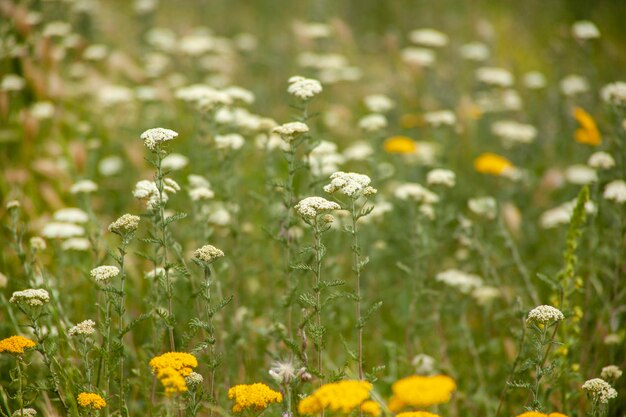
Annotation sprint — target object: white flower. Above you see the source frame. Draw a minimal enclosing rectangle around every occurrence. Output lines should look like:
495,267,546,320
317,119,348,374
269,361,297,384
68,319,96,336
560,75,588,96
272,122,309,141
540,199,596,229
31,101,55,119
324,172,377,199
0,272,8,288
53,208,89,223
185,372,204,388
10,289,50,306
109,214,141,234
42,222,85,238
459,42,490,61
401,47,436,67
12,409,37,417
427,169,455,188
603,180,626,204
526,305,565,325
145,268,165,279
295,196,341,219
189,187,215,201
491,120,537,146
90,265,120,283
523,71,547,89
572,20,600,40
358,114,387,132
309,141,345,177
582,378,618,404
409,28,449,48
162,153,189,171
564,165,597,185
394,183,439,204
343,142,373,161
287,76,323,100
472,286,501,305
424,110,456,127
133,180,172,210
214,133,245,150
61,238,91,251
140,127,178,150
70,180,98,194
99,156,123,176
30,237,47,251
412,354,436,375
436,269,483,294
1,74,26,91
476,67,514,87
601,365,622,381
468,197,497,220
364,94,394,113
600,81,626,106
179,33,214,56
194,245,225,263
587,152,615,169
98,85,133,106
223,86,255,105
83,44,108,60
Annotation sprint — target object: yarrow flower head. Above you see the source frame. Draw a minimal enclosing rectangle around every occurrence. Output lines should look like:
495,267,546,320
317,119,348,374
515,413,568,417
298,380,372,415
68,320,96,337
10,289,50,307
601,365,622,382
70,180,98,194
603,180,626,204
358,114,387,132
426,169,455,188
395,412,441,417
600,81,626,106
150,352,198,396
474,153,518,178
582,378,618,404
11,409,37,417
185,372,204,389
295,196,341,220
526,305,565,326
140,127,178,151
288,76,323,100
388,375,456,411
228,383,283,413
0,336,36,354
194,244,225,264
77,392,106,410
272,122,309,142
324,172,377,199
90,266,120,284
383,136,417,154
108,213,141,235
588,152,615,170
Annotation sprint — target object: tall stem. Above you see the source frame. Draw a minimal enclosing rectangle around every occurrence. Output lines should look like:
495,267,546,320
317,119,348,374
350,200,363,380
118,246,127,416
313,222,323,380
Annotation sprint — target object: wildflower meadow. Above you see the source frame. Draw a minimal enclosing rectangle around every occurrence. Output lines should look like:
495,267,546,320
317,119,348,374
0,1,625,417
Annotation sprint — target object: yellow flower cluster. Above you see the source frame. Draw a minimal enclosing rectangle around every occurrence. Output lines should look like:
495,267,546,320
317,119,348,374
516,412,568,417
474,153,513,176
0,336,36,354
149,352,198,395
388,375,456,411
298,380,373,415
77,392,106,410
573,107,601,146
360,400,382,417
228,383,283,413
384,136,417,154
396,412,441,417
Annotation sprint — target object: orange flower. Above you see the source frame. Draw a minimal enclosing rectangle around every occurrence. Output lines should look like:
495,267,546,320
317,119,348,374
474,152,514,176
384,136,417,154
573,107,601,146
0,336,36,354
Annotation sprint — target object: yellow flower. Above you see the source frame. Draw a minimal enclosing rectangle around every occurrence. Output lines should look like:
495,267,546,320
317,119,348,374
384,136,417,154
298,380,372,415
361,400,382,417
228,383,282,413
515,412,568,417
0,336,36,354
396,412,441,417
573,107,601,146
150,352,198,396
388,375,456,411
473,153,514,176
77,392,106,410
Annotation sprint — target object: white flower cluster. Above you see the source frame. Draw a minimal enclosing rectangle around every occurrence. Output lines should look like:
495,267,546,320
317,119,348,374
582,378,618,404
70,180,98,194
309,141,345,177
133,179,180,210
175,84,232,110
393,183,439,204
90,265,120,283
601,365,622,381
358,113,387,132
540,199,596,229
604,180,626,204
424,110,456,127
185,372,204,388
53,208,89,223
565,165,598,185
295,196,341,219
402,47,436,68
42,222,85,239
435,269,483,294
324,172,377,199
12,409,37,417
523,71,547,89
588,152,615,170
194,244,225,263
214,133,245,150
526,305,565,325
468,197,498,220
188,175,215,201
600,81,626,106
272,122,309,142
68,319,96,336
140,127,178,151
476,67,514,87
427,169,456,188
459,42,490,62
10,289,50,306
0,272,7,288
287,76,323,100
363,94,394,113
409,28,449,48
162,153,189,171
108,213,141,234
572,20,601,40
560,74,589,96
491,120,537,146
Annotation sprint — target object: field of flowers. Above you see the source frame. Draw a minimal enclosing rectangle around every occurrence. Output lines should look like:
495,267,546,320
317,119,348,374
0,1,625,417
